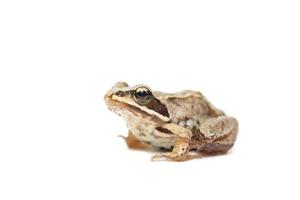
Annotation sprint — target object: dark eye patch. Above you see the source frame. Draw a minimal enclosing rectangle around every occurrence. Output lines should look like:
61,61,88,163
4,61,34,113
145,98,170,118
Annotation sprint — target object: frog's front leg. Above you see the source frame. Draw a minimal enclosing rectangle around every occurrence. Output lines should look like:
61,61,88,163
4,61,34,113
151,123,192,162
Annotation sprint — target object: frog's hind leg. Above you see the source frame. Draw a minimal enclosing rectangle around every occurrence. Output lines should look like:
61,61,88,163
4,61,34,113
199,116,238,154
119,131,150,150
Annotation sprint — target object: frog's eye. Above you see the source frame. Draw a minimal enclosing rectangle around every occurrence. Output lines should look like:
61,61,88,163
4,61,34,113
133,86,153,105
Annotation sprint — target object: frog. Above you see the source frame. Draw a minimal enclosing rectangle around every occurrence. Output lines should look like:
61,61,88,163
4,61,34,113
104,81,238,161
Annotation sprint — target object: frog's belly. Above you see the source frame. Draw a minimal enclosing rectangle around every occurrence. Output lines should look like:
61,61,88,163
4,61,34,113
127,120,174,149
133,129,174,149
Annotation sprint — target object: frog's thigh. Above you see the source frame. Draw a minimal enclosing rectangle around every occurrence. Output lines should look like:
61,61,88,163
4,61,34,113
119,131,150,150
200,116,238,153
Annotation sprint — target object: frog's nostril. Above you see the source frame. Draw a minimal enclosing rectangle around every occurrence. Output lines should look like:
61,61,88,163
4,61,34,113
115,91,124,97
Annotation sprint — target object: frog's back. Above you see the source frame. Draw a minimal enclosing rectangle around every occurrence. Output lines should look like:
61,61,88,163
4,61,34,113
154,90,224,126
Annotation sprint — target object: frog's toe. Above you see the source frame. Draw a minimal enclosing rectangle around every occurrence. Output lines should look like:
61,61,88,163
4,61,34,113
151,153,168,161
151,152,187,162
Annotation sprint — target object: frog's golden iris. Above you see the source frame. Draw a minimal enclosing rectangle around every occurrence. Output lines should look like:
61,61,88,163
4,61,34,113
133,86,153,105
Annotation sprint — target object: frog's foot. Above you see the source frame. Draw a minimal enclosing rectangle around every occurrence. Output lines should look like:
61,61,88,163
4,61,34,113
151,138,190,162
119,131,150,150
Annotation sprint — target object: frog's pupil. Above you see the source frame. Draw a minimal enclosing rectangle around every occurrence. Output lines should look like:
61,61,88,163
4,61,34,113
137,91,148,98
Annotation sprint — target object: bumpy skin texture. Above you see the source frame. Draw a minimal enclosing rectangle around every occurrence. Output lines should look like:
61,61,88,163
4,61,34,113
105,82,238,161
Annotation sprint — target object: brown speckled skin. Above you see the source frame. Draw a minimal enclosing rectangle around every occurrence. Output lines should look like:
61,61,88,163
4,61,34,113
105,82,238,161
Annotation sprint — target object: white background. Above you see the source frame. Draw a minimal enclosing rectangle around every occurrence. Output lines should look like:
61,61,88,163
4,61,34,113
0,0,300,200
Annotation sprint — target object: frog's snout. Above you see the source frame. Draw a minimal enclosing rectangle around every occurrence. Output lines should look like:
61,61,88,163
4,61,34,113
104,89,113,103
105,81,129,102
